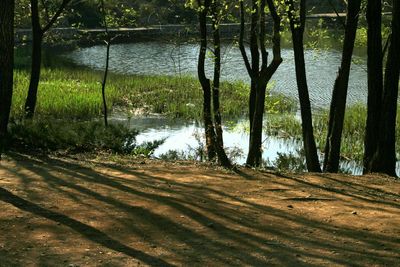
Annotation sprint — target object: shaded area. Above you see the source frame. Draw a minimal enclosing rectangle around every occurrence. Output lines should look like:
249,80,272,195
0,153,399,266
0,187,173,267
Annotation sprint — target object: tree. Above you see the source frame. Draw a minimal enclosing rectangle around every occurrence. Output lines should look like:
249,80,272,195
368,0,400,176
100,0,110,127
286,0,321,172
363,0,383,173
210,0,231,167
239,0,282,167
196,0,231,167
0,0,15,155
323,0,362,172
24,0,72,118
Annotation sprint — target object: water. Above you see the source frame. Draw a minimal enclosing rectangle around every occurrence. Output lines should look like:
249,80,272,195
64,42,370,174
111,113,304,166
64,41,368,107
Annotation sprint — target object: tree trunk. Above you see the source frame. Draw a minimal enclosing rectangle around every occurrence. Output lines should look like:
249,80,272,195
211,2,231,168
323,0,361,172
287,0,321,172
240,0,282,167
100,0,110,127
0,0,14,155
370,1,400,177
25,0,71,119
25,0,43,119
364,0,383,173
246,0,262,166
197,0,216,161
247,83,267,166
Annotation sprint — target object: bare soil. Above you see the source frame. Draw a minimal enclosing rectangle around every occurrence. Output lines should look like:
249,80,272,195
1,153,399,266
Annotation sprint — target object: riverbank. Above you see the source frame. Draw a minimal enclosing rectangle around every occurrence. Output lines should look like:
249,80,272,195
0,152,399,266
10,69,400,172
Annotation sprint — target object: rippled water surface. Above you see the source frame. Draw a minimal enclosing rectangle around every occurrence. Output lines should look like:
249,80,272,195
65,42,368,107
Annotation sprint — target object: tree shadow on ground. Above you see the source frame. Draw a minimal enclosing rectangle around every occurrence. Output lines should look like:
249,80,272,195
1,153,399,266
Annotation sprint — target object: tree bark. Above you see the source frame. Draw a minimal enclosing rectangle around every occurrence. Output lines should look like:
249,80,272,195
211,1,231,168
25,0,72,119
370,1,400,177
240,0,282,167
0,0,14,154
100,0,110,127
323,0,361,172
197,0,217,161
287,0,321,172
25,0,43,119
364,0,383,173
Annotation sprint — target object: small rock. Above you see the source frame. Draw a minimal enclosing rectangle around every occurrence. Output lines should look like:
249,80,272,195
351,211,357,215
150,244,157,248
287,205,294,209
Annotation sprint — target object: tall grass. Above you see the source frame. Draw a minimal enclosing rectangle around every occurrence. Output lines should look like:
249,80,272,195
12,68,295,120
314,104,400,163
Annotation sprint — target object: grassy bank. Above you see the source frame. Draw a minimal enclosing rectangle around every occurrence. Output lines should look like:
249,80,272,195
12,68,295,120
11,67,399,168
265,104,400,164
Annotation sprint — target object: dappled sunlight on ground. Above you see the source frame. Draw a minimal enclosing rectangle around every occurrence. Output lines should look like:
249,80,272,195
0,153,399,266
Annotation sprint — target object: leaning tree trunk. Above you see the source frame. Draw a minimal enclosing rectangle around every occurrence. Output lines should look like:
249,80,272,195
370,1,400,177
323,0,361,172
0,0,14,155
287,0,321,172
364,0,383,173
197,0,216,161
211,1,231,168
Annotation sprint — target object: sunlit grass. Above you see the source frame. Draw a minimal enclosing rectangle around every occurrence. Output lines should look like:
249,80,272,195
12,68,295,120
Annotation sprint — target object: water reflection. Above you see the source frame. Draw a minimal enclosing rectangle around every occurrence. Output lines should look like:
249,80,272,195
111,114,367,175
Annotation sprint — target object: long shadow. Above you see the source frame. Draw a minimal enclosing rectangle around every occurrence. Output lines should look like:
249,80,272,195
0,187,173,267
3,153,400,266
40,156,400,254
3,155,274,265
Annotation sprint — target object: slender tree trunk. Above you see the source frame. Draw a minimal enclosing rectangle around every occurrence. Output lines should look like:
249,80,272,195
246,0,262,166
25,0,43,119
370,1,400,177
240,0,282,167
364,0,383,173
248,0,259,135
211,1,231,168
100,0,109,127
287,0,321,172
25,0,71,119
0,0,14,156
101,42,110,127
197,0,216,160
323,0,361,172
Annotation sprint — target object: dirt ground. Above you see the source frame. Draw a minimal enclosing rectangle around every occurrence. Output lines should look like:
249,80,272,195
0,153,399,267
